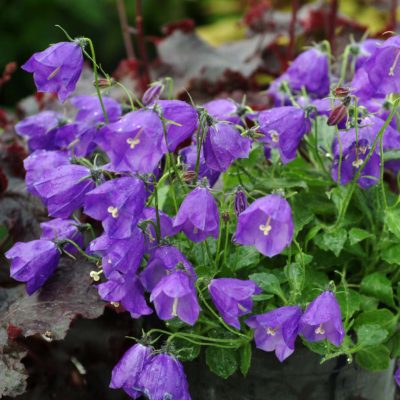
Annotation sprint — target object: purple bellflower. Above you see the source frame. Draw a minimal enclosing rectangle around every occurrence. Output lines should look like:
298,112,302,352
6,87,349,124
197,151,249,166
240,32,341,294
354,39,383,71
173,186,220,242
5,240,61,295
235,194,294,257
142,81,164,105
140,245,196,292
22,41,84,102
136,353,191,400
156,100,198,151
204,122,252,172
84,176,146,239
88,228,145,278
33,163,96,218
71,95,121,124
395,367,400,387
234,187,248,216
97,271,152,319
203,98,243,125
208,278,261,329
96,109,166,174
257,106,311,164
286,46,330,98
300,291,345,346
266,74,291,107
246,306,302,362
110,343,152,399
150,270,200,325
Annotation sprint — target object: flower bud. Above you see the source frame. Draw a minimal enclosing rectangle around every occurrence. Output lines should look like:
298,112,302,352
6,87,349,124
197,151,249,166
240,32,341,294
183,170,196,182
234,188,248,216
94,78,115,88
327,97,351,127
332,86,350,98
142,82,164,105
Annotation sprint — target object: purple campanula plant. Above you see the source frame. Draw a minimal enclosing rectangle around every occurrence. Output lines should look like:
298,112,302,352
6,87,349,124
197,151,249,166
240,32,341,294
203,122,252,172
235,194,294,257
246,306,302,362
299,291,344,347
110,343,153,399
173,186,219,242
234,187,248,216
5,240,61,295
22,41,84,102
150,270,200,325
84,176,146,239
203,98,243,125
257,106,311,164
136,353,191,400
208,278,261,329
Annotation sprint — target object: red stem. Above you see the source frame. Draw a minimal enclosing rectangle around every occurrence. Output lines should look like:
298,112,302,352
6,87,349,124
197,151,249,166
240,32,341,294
288,0,299,61
116,0,135,59
388,0,397,32
135,0,150,88
327,0,338,55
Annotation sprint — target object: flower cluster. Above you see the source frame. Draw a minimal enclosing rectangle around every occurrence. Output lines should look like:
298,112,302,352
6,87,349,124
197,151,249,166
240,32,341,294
6,32,400,396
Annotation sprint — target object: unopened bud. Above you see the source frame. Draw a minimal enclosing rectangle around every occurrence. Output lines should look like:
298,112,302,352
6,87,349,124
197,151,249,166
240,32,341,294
234,188,248,216
332,86,350,98
94,78,115,88
222,211,230,222
327,103,348,126
183,170,196,182
142,82,164,105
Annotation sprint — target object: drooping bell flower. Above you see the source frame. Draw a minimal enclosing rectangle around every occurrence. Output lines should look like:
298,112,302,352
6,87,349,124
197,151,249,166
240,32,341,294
180,145,220,187
203,98,243,125
354,39,383,71
234,187,248,216
204,122,252,172
235,194,294,257
266,74,291,107
257,106,311,164
40,218,83,253
286,46,330,98
95,109,166,174
299,291,345,346
24,150,70,196
136,353,191,400
84,176,146,239
88,228,145,277
33,163,96,218
97,271,153,319
139,207,177,250
155,100,198,151
246,306,302,362
22,41,84,102
173,186,219,242
5,240,61,295
15,111,73,152
110,343,152,399
208,278,261,329
140,245,196,292
352,36,400,99
150,270,200,325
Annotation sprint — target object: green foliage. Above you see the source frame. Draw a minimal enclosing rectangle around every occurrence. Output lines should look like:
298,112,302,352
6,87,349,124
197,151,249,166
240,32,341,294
206,347,238,379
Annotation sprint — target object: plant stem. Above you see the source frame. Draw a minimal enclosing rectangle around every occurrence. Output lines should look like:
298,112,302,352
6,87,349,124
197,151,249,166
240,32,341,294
135,0,150,88
287,0,299,61
116,0,135,59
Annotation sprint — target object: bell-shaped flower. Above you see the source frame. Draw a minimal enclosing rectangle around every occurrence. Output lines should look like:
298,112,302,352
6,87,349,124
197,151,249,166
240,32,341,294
155,100,198,151
88,228,145,277
140,245,196,292
209,278,261,329
71,95,121,124
173,186,219,242
257,106,311,164
204,122,252,172
84,176,146,239
5,239,61,295
354,39,383,71
22,41,84,102
96,109,166,174
286,46,330,98
299,291,345,346
110,343,153,399
33,163,96,218
150,270,200,325
246,306,302,362
203,98,243,125
235,194,294,257
136,353,191,400
97,271,152,319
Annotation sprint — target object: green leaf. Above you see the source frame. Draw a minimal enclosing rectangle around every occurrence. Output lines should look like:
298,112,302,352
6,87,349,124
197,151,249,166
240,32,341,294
348,228,372,246
314,228,347,257
205,347,238,379
354,309,397,335
239,342,252,376
173,338,201,362
356,324,388,346
355,345,390,371
228,246,260,271
381,244,400,265
302,340,328,355
384,208,400,240
387,330,400,358
285,262,305,295
336,289,361,320
360,272,394,307
249,273,285,300
252,294,274,302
